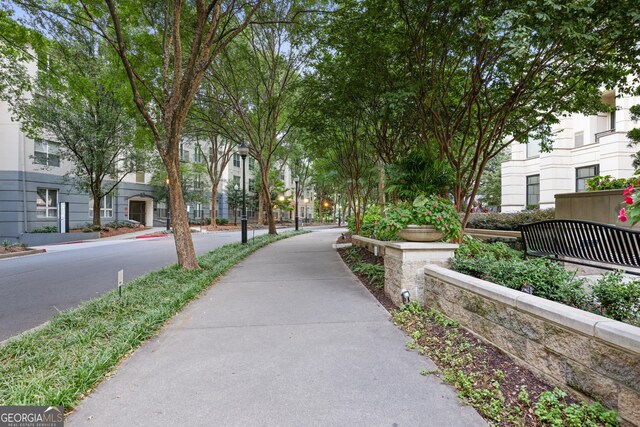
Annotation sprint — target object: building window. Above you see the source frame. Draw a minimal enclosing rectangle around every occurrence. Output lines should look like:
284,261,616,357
576,165,599,192
136,171,145,183
610,110,616,130
89,195,114,218
34,140,60,167
36,188,58,218
194,146,204,164
574,131,584,148
233,153,240,168
232,175,241,188
194,174,202,189
526,139,540,158
526,175,539,208
195,203,202,218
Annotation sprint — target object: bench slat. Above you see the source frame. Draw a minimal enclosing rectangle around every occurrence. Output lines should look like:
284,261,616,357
520,219,640,274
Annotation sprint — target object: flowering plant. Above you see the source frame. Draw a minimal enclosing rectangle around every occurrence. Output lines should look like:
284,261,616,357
618,180,640,224
381,195,461,240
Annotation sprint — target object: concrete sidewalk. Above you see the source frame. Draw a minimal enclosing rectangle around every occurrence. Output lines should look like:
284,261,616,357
67,230,485,427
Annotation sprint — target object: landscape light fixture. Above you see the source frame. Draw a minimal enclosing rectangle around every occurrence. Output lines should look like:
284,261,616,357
401,289,411,304
238,142,249,244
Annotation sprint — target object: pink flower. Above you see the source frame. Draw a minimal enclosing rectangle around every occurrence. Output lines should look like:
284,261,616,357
375,221,379,225
389,222,393,226
427,210,431,215
433,203,437,207
619,208,628,222
401,213,406,217
394,207,398,211
623,184,634,195
625,196,634,205
437,216,442,221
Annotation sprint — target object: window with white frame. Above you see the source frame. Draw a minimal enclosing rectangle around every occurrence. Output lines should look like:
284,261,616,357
36,188,58,218
526,139,540,158
576,165,599,192
195,203,203,218
34,140,60,167
194,174,202,189
89,195,114,218
233,153,240,168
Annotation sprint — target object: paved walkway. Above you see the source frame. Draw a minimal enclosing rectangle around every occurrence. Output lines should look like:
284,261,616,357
67,230,485,427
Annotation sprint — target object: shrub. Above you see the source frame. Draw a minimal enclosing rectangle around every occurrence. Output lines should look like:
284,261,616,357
591,271,640,326
452,238,590,310
31,225,58,233
465,209,555,231
351,262,385,290
377,195,461,241
215,218,229,225
586,175,638,191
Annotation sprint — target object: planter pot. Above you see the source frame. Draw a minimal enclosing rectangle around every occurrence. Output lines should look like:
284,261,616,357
398,224,444,242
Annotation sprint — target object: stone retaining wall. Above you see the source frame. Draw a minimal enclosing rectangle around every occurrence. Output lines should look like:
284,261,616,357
351,235,387,257
423,266,640,426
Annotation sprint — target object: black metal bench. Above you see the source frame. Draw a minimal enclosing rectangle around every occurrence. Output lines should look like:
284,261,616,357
520,219,640,274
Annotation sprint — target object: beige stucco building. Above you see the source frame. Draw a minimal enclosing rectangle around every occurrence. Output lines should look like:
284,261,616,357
501,91,639,212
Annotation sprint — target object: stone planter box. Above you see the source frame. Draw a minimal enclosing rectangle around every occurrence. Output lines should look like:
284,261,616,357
424,265,640,426
351,235,388,257
556,189,638,229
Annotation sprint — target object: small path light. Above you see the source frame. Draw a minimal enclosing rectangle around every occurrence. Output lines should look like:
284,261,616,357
401,289,410,304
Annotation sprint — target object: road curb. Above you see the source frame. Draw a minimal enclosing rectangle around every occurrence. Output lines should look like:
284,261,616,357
0,249,46,260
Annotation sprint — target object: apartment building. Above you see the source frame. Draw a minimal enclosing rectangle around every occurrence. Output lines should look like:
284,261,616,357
501,91,639,212
0,101,313,240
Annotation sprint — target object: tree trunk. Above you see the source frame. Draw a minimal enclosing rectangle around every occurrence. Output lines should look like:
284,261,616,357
258,188,264,225
92,192,101,226
211,185,218,228
166,158,199,269
260,172,277,234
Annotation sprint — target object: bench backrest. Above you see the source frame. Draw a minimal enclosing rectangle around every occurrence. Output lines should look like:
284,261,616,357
520,219,640,270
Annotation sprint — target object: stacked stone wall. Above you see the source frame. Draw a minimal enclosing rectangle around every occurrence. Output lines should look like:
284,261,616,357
424,266,640,426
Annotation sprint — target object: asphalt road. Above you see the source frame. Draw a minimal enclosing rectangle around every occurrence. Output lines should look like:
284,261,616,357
0,228,282,342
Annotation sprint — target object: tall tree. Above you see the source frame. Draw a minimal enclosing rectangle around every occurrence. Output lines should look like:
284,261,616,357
400,0,640,234
15,0,262,268
9,34,148,226
212,2,302,234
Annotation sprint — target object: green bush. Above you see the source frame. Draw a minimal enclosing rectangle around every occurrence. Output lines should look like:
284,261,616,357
465,209,555,231
452,238,590,309
452,238,640,325
31,225,58,233
352,262,385,290
591,271,640,326
586,175,639,191
215,218,229,225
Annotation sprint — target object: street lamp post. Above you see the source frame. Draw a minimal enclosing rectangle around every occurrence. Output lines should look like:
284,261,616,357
337,193,342,226
294,176,299,231
165,178,171,231
238,142,249,244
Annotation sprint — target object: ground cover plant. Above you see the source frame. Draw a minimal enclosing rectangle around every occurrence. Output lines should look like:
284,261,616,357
337,246,619,426
451,237,640,326
393,302,619,427
465,209,555,231
337,245,394,311
0,231,306,409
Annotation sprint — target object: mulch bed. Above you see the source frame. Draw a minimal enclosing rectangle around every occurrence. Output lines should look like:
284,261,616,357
336,243,594,426
336,233,352,244
337,246,395,312
0,246,31,254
